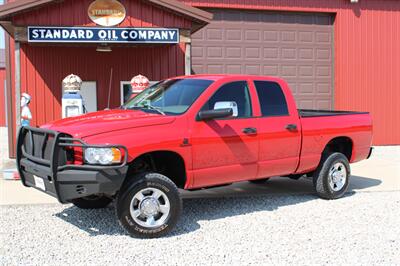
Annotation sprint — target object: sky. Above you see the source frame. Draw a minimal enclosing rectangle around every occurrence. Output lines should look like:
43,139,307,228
0,0,4,49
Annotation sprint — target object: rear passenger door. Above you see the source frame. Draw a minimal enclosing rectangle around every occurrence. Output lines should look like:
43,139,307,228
253,80,301,178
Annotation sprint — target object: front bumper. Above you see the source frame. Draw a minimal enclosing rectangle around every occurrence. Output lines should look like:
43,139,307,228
17,126,128,203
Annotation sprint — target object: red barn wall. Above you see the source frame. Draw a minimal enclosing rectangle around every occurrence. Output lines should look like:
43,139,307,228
10,0,191,28
181,0,400,145
6,0,192,156
15,45,185,127
5,0,400,151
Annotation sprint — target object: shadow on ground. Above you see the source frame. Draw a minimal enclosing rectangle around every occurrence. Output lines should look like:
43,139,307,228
349,175,382,190
55,175,381,237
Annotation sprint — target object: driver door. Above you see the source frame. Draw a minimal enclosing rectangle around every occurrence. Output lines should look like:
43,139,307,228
190,81,259,188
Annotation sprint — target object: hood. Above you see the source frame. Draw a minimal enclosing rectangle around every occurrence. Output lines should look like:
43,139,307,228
42,109,176,138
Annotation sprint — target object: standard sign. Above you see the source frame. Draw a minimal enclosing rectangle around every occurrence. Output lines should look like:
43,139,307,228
27,27,179,44
88,0,126,27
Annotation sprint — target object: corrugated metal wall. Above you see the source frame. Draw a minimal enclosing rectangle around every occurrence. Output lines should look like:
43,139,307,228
181,0,400,145
16,45,185,126
5,0,400,148
6,0,192,156
0,68,6,126
10,0,191,28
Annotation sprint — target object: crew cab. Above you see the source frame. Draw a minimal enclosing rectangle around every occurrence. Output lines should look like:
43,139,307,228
17,75,373,238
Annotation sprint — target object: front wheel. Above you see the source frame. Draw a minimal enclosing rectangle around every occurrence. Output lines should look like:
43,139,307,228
116,172,182,238
313,152,350,199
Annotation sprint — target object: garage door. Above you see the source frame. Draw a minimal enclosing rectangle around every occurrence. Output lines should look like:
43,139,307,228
192,10,334,109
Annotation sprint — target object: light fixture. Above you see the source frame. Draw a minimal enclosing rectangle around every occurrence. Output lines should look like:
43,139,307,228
96,43,112,52
350,0,358,3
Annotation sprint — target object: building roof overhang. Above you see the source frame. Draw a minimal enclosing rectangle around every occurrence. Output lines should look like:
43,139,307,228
0,0,213,37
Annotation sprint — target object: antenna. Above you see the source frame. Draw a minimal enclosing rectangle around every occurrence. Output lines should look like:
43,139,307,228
106,68,113,110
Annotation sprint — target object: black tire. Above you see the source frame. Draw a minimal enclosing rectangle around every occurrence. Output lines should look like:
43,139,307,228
249,178,270,184
71,195,112,209
116,172,182,238
313,152,350,200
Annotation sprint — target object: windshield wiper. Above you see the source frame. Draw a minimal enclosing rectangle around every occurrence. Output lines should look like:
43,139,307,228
133,103,165,115
145,105,165,115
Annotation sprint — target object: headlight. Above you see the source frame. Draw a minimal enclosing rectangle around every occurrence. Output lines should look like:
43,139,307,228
84,147,122,165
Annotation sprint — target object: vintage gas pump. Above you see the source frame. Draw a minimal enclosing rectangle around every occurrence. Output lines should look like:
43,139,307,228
62,74,84,118
130,74,150,99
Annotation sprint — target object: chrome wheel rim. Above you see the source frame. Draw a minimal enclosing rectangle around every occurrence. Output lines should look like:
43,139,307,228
130,187,170,228
328,162,347,191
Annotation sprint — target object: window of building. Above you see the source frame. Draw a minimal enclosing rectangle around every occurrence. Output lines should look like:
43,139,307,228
254,81,289,117
201,81,252,118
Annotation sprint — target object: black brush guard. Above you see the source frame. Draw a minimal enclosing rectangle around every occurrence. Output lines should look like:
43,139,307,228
16,126,129,203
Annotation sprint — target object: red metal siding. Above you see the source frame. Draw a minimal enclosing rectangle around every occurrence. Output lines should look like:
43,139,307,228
5,0,400,146
181,0,400,145
10,0,192,29
8,43,186,129
6,0,192,157
0,68,6,126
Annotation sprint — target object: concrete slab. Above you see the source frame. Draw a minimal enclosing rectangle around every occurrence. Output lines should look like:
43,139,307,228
0,146,398,205
0,178,58,205
0,127,15,170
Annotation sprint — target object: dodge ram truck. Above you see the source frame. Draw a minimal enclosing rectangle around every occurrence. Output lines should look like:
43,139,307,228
17,75,373,238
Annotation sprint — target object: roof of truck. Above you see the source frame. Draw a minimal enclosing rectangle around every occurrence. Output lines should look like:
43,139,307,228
174,74,280,81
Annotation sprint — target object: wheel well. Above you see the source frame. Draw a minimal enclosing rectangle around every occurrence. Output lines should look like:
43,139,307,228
322,137,353,161
126,151,187,189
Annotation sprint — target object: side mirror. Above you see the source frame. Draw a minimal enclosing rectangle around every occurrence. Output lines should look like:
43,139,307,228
214,101,238,117
197,108,233,121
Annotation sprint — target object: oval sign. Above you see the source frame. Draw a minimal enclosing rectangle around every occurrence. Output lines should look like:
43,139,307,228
88,0,126,27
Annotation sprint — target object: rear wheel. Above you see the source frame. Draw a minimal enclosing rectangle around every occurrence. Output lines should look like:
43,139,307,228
71,195,112,209
313,152,350,199
116,172,182,238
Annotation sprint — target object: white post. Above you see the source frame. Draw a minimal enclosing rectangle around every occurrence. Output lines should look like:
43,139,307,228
15,41,21,135
185,42,191,76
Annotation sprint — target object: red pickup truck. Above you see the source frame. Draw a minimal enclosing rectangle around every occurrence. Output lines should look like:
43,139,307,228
17,75,373,238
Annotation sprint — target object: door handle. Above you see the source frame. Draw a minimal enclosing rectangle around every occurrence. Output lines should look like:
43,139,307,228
242,127,257,134
285,124,298,131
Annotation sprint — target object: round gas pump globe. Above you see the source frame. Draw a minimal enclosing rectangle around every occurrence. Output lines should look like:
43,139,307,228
63,74,83,93
130,74,150,93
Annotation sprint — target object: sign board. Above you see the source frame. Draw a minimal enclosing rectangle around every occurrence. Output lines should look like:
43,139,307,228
27,27,179,44
88,0,126,27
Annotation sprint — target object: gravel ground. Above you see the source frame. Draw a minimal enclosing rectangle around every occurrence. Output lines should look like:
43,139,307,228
1,191,399,266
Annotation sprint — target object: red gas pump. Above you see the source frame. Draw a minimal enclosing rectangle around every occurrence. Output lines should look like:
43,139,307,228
130,74,150,99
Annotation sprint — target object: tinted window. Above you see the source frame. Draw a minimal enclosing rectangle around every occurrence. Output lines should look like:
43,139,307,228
202,81,252,118
123,79,213,115
254,81,289,116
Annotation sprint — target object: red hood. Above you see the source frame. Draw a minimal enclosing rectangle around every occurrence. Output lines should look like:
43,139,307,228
42,109,176,138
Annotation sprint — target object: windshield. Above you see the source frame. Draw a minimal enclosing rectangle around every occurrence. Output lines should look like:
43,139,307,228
123,79,213,115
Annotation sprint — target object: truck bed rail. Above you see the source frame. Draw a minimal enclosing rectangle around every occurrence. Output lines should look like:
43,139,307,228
299,109,369,118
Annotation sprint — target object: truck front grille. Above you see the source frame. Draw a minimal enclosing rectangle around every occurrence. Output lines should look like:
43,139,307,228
20,128,70,167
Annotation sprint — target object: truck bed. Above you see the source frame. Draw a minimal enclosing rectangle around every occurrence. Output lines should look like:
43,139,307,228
299,109,369,118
